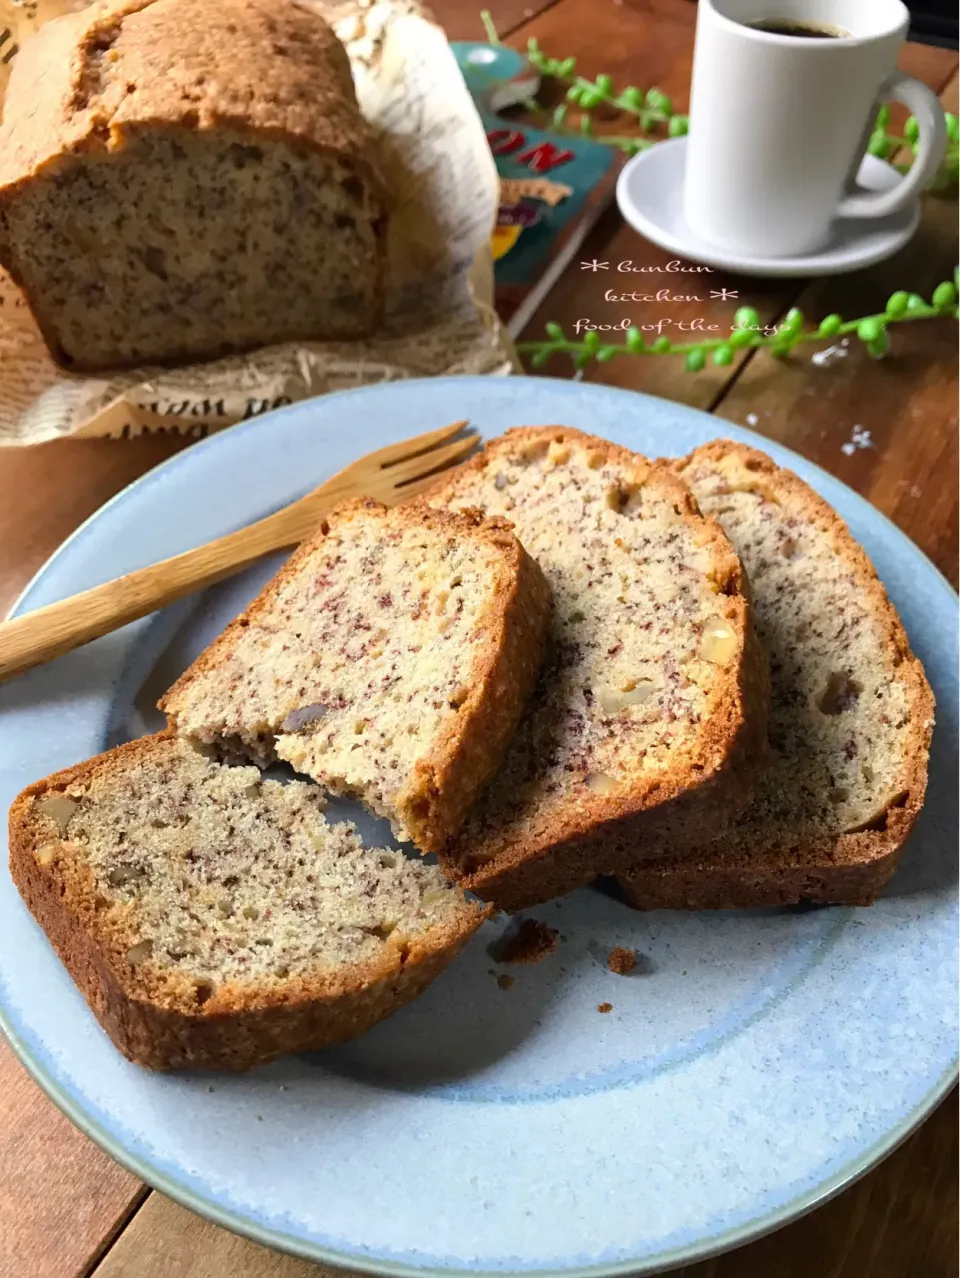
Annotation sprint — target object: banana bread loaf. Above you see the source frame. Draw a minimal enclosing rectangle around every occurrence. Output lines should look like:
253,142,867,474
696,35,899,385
160,497,551,853
9,733,486,1071
427,426,769,911
618,442,934,909
0,0,388,370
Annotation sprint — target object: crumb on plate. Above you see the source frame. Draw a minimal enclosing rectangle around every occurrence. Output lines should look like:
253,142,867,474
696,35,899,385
607,946,637,975
488,917,559,964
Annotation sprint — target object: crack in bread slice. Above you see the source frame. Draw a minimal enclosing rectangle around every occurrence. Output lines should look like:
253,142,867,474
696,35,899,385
9,734,486,1071
159,498,551,853
427,427,769,911
618,442,935,909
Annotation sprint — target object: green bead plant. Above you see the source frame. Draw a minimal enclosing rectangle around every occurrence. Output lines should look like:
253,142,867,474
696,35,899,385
516,282,960,373
868,104,960,191
476,12,959,374
532,41,957,177
478,12,959,180
479,11,687,153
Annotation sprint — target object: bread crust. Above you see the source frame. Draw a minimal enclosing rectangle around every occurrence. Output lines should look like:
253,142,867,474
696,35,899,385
618,442,935,910
9,734,486,1071
160,497,552,853
613,843,905,910
0,0,388,369
428,426,770,912
403,501,553,850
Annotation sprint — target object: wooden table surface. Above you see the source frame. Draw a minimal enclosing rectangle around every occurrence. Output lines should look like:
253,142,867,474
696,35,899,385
0,2,957,1276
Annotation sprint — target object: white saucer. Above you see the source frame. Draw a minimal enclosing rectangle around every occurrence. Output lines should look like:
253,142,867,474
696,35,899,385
616,136,921,277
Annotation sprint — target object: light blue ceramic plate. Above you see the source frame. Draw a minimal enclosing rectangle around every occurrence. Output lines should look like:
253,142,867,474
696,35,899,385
1,377,956,1276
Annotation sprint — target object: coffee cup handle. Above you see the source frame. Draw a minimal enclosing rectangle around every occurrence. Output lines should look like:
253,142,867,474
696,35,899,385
837,72,947,220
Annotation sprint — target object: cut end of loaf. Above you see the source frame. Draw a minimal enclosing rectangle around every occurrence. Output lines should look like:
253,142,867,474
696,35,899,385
4,129,384,369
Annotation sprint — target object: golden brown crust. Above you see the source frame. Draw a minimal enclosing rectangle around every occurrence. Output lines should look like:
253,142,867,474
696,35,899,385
0,0,383,191
161,496,552,853
618,442,934,911
405,501,553,850
428,426,770,912
613,844,905,910
9,734,486,1071
0,0,388,368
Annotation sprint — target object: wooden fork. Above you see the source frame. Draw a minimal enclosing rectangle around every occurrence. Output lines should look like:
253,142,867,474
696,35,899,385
0,420,478,683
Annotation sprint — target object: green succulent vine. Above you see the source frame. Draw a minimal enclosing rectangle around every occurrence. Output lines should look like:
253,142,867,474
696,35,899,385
869,104,959,192
478,11,959,180
478,12,959,373
516,282,960,373
525,44,687,155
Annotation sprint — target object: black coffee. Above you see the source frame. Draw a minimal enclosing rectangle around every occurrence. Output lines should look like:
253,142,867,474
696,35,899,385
748,18,850,38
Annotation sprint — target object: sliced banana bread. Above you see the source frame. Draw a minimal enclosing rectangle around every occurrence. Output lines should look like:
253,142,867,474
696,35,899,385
0,0,388,369
427,426,769,911
618,442,934,909
160,498,551,853
9,734,486,1071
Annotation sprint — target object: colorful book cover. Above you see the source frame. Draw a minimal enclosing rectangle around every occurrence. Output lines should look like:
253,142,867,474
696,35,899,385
452,41,623,337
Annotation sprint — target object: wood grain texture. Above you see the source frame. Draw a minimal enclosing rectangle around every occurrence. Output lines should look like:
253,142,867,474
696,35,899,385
0,436,194,619
0,1037,145,1278
511,0,775,405
431,0,560,41
90,1193,328,1277
0,2,956,1277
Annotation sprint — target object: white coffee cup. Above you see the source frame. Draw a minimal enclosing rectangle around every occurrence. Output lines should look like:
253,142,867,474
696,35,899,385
684,0,947,257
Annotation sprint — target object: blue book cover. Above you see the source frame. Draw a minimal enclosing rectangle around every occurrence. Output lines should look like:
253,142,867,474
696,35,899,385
452,42,622,336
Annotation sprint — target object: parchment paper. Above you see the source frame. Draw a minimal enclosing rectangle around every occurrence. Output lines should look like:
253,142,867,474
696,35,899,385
0,0,517,445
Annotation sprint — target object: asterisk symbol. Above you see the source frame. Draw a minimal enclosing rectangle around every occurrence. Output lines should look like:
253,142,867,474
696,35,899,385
581,259,609,271
710,287,739,300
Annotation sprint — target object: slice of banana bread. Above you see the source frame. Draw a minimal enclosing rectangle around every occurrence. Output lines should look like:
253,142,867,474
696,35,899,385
160,498,551,853
9,734,486,1071
427,427,769,911
618,442,934,909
